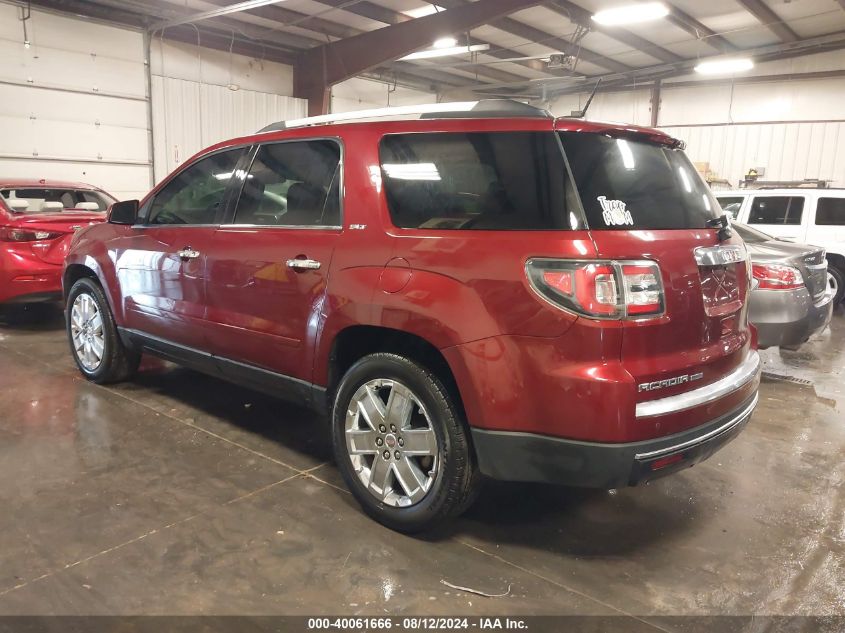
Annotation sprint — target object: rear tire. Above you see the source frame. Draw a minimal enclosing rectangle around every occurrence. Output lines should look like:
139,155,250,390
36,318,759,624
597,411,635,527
828,265,844,306
66,277,140,384
331,353,479,533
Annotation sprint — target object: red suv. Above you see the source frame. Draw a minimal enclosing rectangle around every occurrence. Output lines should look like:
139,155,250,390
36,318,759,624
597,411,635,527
63,101,760,532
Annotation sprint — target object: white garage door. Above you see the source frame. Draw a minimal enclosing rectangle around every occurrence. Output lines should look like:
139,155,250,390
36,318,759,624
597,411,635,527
0,4,151,200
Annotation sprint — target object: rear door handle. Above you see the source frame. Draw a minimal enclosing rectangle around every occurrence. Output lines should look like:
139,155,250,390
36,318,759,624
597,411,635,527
286,258,321,271
177,247,201,260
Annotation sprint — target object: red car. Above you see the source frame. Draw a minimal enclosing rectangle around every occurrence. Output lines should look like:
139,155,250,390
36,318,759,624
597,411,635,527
1,179,113,305
63,101,761,532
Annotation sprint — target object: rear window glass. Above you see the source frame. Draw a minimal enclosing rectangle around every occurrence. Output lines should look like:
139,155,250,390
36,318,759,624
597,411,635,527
816,197,845,225
558,131,720,230
1,188,113,213
379,132,573,230
716,196,744,220
748,196,804,225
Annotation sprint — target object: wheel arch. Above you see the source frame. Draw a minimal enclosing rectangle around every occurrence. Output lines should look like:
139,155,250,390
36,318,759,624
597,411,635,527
63,263,100,300
826,251,845,273
326,325,466,420
63,258,122,322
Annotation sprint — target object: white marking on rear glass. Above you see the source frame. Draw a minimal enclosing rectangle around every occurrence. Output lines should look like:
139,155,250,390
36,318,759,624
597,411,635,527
597,196,633,226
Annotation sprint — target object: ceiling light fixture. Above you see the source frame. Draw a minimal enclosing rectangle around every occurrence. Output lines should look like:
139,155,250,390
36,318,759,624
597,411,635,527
400,43,490,61
694,57,754,74
592,2,669,26
403,5,443,19
433,36,458,49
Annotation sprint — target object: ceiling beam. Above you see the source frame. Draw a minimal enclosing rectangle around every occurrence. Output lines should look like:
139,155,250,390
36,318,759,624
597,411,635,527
487,15,632,71
428,0,631,73
294,0,547,114
546,0,684,64
312,0,574,78
664,4,738,53
182,0,359,40
735,0,799,43
545,31,845,95
467,30,845,97
166,0,526,86
161,24,298,66
150,0,303,31
27,0,482,94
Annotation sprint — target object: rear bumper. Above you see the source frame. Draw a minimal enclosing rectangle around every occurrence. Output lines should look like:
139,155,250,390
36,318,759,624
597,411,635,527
750,286,834,348
472,392,758,488
0,268,63,304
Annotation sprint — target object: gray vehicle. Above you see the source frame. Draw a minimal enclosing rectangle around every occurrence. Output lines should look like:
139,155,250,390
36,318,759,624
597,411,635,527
734,223,834,349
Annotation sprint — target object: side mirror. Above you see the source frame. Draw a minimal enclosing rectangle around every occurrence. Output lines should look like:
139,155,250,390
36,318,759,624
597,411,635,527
108,200,139,225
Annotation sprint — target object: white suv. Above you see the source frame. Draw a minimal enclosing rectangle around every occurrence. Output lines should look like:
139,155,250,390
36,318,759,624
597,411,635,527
716,189,845,305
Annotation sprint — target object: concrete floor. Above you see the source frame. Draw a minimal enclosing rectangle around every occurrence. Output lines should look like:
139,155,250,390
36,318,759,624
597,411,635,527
0,304,843,624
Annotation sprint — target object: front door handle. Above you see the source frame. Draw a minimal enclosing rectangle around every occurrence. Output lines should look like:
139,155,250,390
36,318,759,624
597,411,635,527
286,258,321,271
177,247,201,260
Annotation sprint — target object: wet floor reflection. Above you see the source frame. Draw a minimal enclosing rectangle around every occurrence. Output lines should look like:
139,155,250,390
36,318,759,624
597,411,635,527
0,303,843,616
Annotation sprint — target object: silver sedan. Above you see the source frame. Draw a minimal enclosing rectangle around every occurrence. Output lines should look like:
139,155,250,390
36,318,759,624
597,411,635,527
734,223,834,349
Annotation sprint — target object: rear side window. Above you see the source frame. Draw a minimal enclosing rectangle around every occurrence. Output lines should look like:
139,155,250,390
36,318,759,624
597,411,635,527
748,196,804,226
559,132,720,230
233,139,341,227
716,196,744,220
379,132,572,230
816,197,845,225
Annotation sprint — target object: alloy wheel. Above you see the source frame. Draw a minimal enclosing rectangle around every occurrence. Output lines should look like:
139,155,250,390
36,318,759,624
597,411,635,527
829,272,839,300
345,379,439,507
70,293,105,371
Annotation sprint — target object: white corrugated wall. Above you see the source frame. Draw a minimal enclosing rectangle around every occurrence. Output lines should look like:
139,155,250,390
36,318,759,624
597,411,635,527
150,40,306,183
150,77,306,182
0,3,151,199
661,122,845,188
546,50,845,189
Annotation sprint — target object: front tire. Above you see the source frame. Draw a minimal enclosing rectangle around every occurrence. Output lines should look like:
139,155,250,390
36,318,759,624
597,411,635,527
331,353,479,533
66,278,140,384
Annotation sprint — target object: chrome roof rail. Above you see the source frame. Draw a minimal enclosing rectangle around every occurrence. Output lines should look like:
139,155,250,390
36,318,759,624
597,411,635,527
257,99,551,132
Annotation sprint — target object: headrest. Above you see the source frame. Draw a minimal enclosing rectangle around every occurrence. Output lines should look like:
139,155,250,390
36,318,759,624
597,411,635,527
75,202,100,211
286,183,322,216
7,199,28,210
41,201,64,211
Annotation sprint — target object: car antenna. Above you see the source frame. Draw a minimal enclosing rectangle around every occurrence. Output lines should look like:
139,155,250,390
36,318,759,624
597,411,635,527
569,78,601,118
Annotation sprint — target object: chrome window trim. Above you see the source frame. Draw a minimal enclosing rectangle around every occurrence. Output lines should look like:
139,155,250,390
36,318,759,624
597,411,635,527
226,224,343,230
130,223,221,229
635,392,758,460
636,351,760,419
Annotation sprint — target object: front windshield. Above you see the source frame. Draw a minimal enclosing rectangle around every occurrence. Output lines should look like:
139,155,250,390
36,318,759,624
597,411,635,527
1,188,114,214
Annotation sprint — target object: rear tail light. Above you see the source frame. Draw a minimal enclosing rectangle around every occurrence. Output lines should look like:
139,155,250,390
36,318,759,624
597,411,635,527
751,263,804,290
527,259,664,319
0,227,62,242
